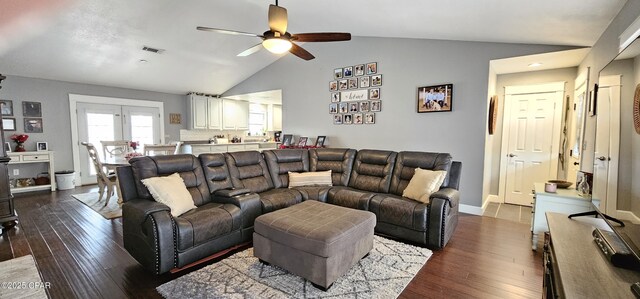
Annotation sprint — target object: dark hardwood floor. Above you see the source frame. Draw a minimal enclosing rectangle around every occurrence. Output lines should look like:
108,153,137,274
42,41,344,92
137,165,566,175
1,186,543,298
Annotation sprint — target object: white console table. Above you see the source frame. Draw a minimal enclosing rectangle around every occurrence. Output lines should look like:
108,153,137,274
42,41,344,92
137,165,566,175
8,151,56,193
531,183,595,250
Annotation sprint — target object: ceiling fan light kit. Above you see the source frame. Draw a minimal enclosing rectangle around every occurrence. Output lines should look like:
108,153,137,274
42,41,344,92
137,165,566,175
197,1,351,60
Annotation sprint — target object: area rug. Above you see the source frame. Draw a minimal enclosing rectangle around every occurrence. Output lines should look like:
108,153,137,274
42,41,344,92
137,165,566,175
157,236,432,299
72,192,122,219
0,255,48,299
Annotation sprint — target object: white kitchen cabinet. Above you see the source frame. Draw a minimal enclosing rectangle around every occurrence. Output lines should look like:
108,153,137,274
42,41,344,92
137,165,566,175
222,99,249,130
189,95,222,130
272,104,282,131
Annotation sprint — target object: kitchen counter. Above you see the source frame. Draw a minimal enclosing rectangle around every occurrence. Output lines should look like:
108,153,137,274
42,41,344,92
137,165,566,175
181,141,280,155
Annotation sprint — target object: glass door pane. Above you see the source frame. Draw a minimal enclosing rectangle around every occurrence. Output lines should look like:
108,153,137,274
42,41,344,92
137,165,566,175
122,106,160,150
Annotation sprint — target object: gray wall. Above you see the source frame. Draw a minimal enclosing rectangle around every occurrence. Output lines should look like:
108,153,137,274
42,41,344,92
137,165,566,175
224,36,569,208
0,75,187,171
488,68,577,195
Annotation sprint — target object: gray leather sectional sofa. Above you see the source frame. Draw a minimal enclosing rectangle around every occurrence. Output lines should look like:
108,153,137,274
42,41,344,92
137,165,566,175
117,148,462,274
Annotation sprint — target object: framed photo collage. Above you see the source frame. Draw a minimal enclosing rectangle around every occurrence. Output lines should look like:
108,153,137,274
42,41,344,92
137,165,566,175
329,62,381,125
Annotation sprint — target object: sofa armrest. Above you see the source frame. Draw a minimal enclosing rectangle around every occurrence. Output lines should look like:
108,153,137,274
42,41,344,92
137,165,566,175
122,199,176,274
214,188,251,198
430,188,459,208
427,195,459,250
212,192,262,233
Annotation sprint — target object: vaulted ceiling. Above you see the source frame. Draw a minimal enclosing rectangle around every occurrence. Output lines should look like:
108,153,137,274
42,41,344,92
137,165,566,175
0,0,627,95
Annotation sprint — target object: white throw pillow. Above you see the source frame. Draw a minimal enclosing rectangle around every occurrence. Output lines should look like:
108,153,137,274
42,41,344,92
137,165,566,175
288,170,333,187
402,168,447,203
141,173,196,217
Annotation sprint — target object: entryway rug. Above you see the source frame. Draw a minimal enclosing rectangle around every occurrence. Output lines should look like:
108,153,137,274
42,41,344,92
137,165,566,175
157,236,432,299
0,255,48,299
72,192,122,219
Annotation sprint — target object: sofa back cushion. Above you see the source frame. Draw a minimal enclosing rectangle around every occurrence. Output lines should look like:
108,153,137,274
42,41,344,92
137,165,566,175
225,151,274,193
389,151,453,196
199,153,234,193
263,149,309,188
309,148,356,186
348,149,397,193
129,154,211,206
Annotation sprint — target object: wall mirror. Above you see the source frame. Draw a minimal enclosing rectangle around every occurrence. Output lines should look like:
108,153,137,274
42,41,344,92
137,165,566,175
566,69,589,184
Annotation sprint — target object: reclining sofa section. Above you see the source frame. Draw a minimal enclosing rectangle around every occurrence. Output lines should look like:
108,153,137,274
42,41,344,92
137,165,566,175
118,148,462,274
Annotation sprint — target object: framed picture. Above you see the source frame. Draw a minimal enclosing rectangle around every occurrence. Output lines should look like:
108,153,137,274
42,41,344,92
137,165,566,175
2,118,16,131
329,103,338,114
23,101,42,117
24,118,43,133
359,101,370,112
370,100,382,112
333,114,343,125
348,78,358,89
282,134,293,146
343,114,353,124
339,79,348,90
366,62,377,74
354,64,365,76
297,137,308,147
0,99,13,116
371,74,382,86
330,81,338,91
169,113,181,124
36,142,48,151
359,76,370,88
339,102,348,113
4,142,10,153
417,84,453,113
349,102,359,113
315,136,326,147
369,88,380,100
365,113,375,124
331,92,340,102
343,66,353,78
334,68,343,79
353,113,364,124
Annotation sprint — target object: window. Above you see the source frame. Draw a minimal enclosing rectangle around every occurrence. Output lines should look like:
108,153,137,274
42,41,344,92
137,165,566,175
249,104,267,134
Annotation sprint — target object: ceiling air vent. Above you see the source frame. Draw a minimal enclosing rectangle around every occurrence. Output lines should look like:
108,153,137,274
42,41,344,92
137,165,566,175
142,46,165,54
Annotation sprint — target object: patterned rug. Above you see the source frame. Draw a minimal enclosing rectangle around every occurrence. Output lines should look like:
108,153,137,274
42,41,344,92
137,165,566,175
157,236,432,299
0,255,48,299
72,192,122,219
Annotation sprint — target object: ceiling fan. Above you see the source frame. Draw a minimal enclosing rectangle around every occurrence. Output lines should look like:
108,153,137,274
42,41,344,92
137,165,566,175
197,0,351,61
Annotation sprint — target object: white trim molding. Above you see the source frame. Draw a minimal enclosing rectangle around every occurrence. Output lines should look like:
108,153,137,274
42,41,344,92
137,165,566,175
620,15,640,52
459,204,483,216
616,210,640,225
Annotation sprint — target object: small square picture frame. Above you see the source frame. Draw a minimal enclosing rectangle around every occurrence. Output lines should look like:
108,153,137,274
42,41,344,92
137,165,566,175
330,80,338,91
339,102,348,113
0,99,13,116
23,101,42,117
36,142,48,151
369,88,380,100
348,78,358,89
315,136,326,147
329,103,338,114
2,118,16,131
365,113,375,124
24,118,43,133
343,114,353,124
366,62,377,75
371,74,382,86
359,101,370,112
334,68,343,79
4,142,11,153
169,113,181,124
339,79,348,90
333,114,343,125
343,66,353,78
353,113,364,124
331,92,340,102
282,134,293,146
359,76,370,88
297,137,308,147
354,64,365,76
370,100,382,112
348,102,359,113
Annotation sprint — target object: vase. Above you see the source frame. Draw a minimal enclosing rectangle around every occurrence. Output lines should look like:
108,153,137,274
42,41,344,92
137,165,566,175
14,143,25,152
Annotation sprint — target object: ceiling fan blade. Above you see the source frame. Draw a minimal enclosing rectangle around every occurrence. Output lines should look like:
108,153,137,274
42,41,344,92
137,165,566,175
293,32,351,42
268,4,288,34
289,43,315,60
237,43,264,57
197,26,261,38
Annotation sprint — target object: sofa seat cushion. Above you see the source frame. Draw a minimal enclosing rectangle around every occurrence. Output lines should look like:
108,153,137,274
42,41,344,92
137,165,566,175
292,186,331,202
369,194,428,232
258,188,303,213
327,186,376,210
174,203,242,251
254,200,376,257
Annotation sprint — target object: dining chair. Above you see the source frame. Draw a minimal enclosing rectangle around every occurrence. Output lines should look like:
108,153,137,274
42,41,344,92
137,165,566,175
81,142,118,206
143,142,181,156
100,140,130,158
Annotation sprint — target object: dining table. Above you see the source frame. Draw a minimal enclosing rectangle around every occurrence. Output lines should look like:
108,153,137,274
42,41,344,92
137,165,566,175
102,155,131,205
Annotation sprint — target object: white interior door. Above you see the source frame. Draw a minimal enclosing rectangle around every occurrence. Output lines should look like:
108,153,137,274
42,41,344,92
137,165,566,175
568,72,588,184
593,75,621,214
77,103,123,184
500,82,564,206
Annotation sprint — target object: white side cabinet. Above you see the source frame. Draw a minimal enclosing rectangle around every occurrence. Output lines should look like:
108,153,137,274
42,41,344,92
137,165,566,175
531,183,595,250
8,151,56,193
222,99,249,130
189,95,222,130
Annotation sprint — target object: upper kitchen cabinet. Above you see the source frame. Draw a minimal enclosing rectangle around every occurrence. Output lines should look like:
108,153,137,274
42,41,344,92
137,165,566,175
189,94,222,130
222,99,249,130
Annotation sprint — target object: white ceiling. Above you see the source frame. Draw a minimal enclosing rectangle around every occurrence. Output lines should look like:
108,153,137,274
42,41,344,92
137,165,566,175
0,0,628,95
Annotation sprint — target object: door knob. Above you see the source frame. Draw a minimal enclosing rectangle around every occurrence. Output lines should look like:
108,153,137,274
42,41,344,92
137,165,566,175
573,162,580,165
508,153,517,158
596,156,608,161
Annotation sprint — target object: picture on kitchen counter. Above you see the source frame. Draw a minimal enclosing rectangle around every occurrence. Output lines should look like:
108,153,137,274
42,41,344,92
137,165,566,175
417,83,453,113
282,134,293,146
297,137,308,147
315,136,326,147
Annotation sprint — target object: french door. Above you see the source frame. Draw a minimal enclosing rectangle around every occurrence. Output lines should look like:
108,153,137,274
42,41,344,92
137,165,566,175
77,103,160,185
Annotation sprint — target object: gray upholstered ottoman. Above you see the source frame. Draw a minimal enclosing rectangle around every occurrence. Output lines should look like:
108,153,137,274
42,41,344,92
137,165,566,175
253,200,376,290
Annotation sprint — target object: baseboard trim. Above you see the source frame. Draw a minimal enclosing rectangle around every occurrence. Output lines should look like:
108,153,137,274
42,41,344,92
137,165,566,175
616,210,640,224
459,204,483,216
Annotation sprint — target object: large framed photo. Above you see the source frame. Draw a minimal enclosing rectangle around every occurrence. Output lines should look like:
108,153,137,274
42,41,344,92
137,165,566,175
24,118,43,133
23,101,42,117
0,99,13,116
417,84,453,113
